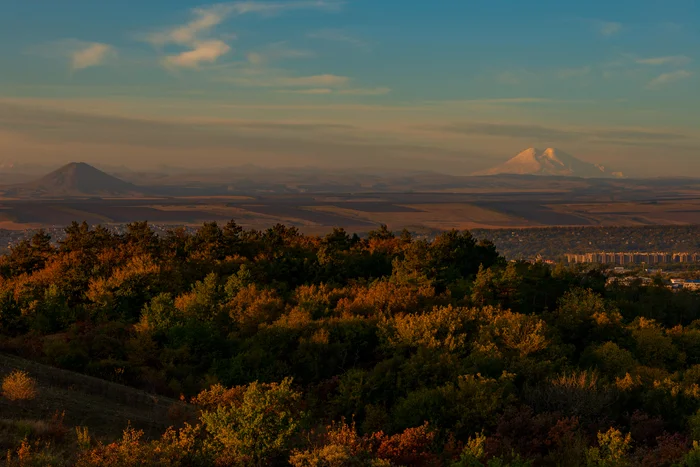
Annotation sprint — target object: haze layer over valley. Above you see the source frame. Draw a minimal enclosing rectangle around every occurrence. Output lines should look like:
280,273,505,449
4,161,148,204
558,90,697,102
0,159,699,233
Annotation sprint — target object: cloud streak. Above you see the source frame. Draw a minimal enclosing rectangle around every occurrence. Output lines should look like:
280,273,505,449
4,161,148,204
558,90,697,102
148,2,342,68
164,40,232,68
147,6,233,68
218,66,389,95
225,0,344,16
71,43,115,70
462,98,557,104
147,5,231,47
3,100,699,176
338,87,391,96
307,29,367,47
0,101,487,172
219,71,351,88
636,55,692,66
28,40,116,71
278,87,391,96
278,88,334,94
148,1,343,46
647,70,693,88
597,21,622,36
423,121,691,146
276,74,350,87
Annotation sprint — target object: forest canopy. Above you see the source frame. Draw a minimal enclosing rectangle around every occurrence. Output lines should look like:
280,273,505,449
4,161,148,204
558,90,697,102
3,220,700,466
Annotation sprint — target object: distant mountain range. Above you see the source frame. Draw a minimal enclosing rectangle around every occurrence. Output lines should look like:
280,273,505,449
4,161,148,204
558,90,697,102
2,162,141,198
476,148,624,178
0,156,675,201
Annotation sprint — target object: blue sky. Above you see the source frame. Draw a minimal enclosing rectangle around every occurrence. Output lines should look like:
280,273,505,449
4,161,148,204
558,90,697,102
0,0,698,175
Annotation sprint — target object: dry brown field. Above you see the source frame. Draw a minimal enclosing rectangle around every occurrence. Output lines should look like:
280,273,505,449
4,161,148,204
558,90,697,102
2,186,700,232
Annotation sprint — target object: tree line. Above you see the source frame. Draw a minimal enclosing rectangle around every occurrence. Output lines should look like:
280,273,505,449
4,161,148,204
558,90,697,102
3,221,700,465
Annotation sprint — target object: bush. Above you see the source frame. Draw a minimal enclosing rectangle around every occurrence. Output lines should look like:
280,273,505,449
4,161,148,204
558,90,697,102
200,377,306,466
2,370,37,401
586,428,632,467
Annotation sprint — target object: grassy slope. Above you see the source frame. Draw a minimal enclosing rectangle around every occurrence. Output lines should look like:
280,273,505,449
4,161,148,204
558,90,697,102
0,353,189,441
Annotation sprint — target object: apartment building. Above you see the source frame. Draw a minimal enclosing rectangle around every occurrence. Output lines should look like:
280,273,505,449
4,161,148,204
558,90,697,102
566,252,700,265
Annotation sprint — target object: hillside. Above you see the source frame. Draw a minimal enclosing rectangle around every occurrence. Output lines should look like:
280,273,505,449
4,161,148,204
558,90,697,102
0,353,186,440
477,147,624,178
2,162,142,198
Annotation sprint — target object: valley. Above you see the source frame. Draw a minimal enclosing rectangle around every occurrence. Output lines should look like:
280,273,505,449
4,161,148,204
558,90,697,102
4,190,700,235
1,159,700,233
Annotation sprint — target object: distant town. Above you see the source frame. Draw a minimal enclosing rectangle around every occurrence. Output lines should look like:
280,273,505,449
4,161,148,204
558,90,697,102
566,252,700,265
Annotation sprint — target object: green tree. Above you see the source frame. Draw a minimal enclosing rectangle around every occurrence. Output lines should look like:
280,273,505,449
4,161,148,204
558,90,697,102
585,428,632,467
201,377,305,466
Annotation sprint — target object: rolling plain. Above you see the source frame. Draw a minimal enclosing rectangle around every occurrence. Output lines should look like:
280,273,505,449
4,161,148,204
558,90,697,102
2,162,700,233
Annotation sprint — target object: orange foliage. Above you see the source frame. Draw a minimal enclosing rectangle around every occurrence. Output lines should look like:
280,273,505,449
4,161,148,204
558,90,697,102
2,370,37,401
190,383,246,410
225,284,285,334
374,423,439,466
335,280,437,317
366,237,404,255
290,420,439,466
75,426,193,467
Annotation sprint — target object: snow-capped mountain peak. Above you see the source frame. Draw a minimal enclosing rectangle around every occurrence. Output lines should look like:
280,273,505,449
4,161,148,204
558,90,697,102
476,148,624,178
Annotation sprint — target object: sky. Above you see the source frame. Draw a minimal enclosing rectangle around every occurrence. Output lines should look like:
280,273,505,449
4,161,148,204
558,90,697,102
0,0,698,176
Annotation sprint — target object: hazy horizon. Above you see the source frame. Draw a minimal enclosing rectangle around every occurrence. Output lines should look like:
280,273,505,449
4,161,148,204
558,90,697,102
1,1,699,177
6,157,700,182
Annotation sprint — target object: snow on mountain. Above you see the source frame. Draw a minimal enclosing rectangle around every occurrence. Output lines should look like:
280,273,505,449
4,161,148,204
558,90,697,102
476,148,624,178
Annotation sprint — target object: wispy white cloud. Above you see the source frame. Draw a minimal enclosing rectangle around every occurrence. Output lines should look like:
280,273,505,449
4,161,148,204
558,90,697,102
338,87,391,96
647,70,692,88
27,39,116,70
220,54,389,94
164,40,232,68
135,2,389,94
438,98,562,105
217,64,390,95
307,28,367,47
277,88,334,94
147,1,342,68
276,74,350,87
636,55,692,66
146,6,233,68
217,69,350,88
224,0,344,17
71,43,115,70
278,87,391,96
596,21,622,37
147,5,231,47
147,1,343,46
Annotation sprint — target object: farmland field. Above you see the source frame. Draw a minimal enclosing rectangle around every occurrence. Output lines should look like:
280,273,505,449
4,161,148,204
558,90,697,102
3,186,700,232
